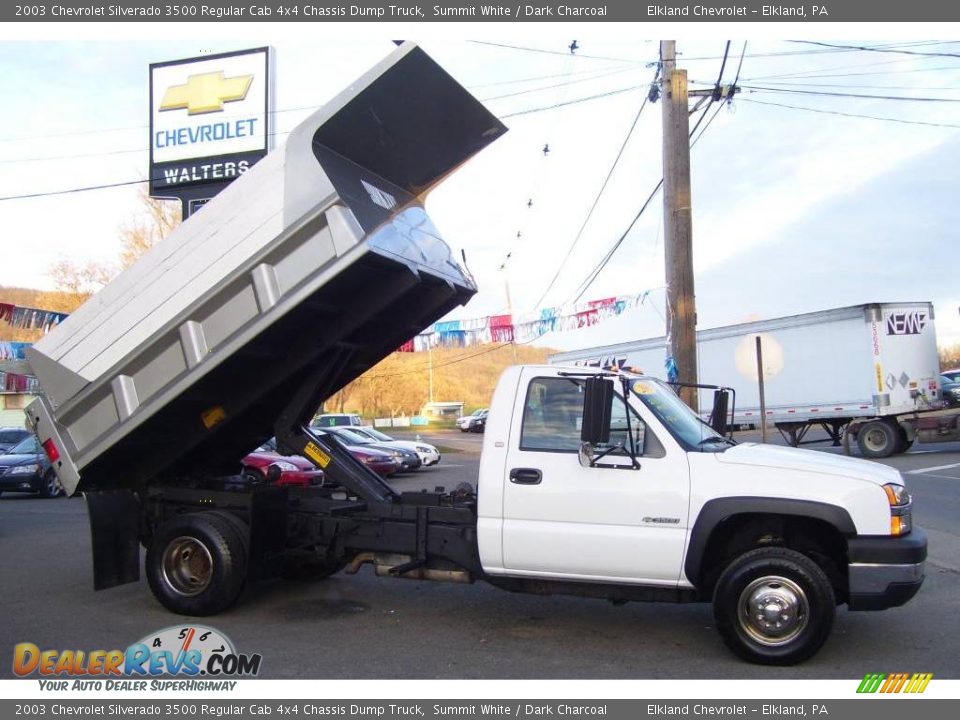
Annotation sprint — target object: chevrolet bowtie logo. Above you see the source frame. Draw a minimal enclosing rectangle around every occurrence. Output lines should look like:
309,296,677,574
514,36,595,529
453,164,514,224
160,71,254,115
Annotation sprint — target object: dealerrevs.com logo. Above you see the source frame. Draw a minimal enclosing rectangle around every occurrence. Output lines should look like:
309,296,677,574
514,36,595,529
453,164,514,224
13,625,261,690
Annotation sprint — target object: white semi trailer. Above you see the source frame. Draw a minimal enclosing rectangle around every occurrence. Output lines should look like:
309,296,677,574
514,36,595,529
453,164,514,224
549,302,960,457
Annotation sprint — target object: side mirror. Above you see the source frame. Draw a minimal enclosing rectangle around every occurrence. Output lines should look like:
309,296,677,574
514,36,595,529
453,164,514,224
581,376,614,444
265,463,283,483
708,389,730,436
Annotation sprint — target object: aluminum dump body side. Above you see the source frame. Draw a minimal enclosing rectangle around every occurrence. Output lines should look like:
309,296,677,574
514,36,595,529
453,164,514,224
26,43,505,495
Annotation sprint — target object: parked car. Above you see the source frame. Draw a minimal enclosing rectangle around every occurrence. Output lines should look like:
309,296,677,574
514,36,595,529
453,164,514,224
941,374,960,408
242,438,326,487
350,426,441,467
0,427,30,454
312,413,363,428
0,435,61,498
456,408,488,433
340,445,402,477
322,426,421,472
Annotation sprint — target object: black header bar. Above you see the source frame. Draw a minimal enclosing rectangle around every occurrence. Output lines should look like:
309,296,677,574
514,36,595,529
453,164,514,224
6,1,960,23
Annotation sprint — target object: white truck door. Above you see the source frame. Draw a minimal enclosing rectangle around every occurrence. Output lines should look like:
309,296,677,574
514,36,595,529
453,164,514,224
501,370,690,584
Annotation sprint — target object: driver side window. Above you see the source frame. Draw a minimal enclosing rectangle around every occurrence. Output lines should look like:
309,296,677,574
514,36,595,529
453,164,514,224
520,376,663,457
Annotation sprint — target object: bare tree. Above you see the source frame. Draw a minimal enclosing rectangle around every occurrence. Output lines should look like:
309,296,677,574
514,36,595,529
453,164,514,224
118,190,181,268
47,259,116,302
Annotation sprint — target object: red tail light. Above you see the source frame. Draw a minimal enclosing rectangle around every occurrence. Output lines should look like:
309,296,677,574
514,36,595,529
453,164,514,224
41,438,60,463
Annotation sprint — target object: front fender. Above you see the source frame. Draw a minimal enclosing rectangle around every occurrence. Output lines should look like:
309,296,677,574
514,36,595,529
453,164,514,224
684,496,856,587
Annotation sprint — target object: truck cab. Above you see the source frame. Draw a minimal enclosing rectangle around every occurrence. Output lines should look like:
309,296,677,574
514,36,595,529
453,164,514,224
477,365,926,664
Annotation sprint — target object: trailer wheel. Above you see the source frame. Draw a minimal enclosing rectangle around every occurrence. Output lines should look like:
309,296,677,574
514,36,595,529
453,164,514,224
713,547,835,666
146,512,248,616
892,425,913,454
856,420,899,458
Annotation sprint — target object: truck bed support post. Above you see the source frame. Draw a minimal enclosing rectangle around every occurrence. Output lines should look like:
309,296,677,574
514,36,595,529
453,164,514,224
273,350,399,505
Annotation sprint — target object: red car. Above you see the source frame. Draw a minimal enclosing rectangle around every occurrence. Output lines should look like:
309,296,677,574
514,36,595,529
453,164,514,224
348,446,402,477
242,438,400,487
242,440,325,487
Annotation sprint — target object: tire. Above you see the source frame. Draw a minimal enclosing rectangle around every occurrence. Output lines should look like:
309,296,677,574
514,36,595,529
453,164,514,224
856,420,899,458
204,510,250,560
713,547,835,666
146,512,248,616
38,469,62,498
241,467,265,484
893,425,913,454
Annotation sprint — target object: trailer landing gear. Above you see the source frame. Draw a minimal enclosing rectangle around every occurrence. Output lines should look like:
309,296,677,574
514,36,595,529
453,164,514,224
775,420,848,449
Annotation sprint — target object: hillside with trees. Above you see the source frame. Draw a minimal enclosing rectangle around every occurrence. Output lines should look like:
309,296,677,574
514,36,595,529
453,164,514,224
325,343,553,419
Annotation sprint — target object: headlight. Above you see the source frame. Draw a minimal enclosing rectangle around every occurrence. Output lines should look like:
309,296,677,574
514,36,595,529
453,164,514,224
883,483,910,506
271,461,299,472
416,446,432,453
10,464,39,475
883,483,912,536
362,456,379,464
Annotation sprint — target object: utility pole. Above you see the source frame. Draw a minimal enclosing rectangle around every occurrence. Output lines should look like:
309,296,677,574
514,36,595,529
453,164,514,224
500,257,519,364
660,40,699,412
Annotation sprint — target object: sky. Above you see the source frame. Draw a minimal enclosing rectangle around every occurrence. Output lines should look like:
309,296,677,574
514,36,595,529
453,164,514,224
0,27,958,355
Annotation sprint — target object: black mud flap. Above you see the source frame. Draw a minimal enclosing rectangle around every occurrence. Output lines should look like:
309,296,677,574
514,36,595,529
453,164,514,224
85,490,140,590
248,487,289,581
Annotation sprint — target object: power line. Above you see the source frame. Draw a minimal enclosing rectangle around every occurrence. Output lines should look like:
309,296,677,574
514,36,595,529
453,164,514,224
670,40,953,62
567,178,663,306
0,128,299,166
480,66,635,102
741,85,960,103
0,179,147,202
789,40,960,60
568,74,734,305
1,83,648,200
500,84,645,118
529,69,658,311
690,101,727,148
738,97,960,129
467,64,628,89
467,39,647,65
742,55,947,82
719,79,960,92
689,41,731,141
3,68,637,165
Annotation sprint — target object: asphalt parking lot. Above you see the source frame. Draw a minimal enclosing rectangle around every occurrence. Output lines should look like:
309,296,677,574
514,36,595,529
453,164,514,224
1,429,957,679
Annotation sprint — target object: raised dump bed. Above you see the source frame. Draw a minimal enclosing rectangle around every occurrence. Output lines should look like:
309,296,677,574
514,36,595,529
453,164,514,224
26,43,505,496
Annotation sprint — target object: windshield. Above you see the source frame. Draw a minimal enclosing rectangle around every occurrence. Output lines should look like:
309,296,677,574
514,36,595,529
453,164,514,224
8,436,39,455
0,430,27,444
332,428,373,445
364,428,394,442
630,378,729,452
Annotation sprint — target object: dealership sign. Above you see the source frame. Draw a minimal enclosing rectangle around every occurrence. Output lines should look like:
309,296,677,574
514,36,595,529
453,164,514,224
149,47,271,215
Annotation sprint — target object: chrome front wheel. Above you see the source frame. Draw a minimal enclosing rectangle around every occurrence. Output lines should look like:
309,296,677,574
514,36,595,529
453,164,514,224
738,575,809,647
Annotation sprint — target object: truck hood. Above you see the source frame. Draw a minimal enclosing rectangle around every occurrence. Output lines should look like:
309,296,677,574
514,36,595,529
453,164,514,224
715,443,901,486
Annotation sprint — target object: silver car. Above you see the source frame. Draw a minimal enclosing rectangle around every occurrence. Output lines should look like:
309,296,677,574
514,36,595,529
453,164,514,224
352,426,441,467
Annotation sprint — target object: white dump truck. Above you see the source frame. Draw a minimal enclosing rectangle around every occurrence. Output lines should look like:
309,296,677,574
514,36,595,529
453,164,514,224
550,303,960,457
24,44,924,667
